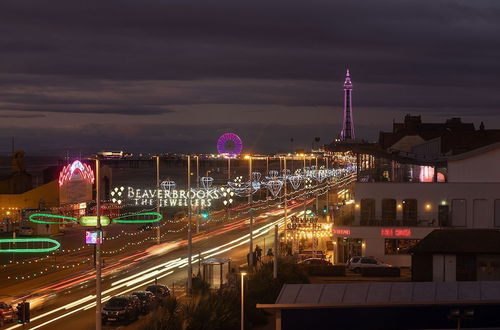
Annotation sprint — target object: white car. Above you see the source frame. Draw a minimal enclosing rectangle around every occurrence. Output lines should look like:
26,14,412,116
19,226,34,236
347,256,391,273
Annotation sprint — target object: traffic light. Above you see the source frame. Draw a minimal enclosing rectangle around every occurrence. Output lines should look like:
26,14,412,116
322,205,328,214
24,302,30,323
16,302,29,324
201,210,209,219
16,304,24,323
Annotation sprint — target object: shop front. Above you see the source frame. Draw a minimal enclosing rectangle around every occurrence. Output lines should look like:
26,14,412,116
286,214,332,261
331,226,435,267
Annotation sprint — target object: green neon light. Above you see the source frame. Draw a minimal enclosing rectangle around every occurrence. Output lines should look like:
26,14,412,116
0,238,61,253
112,212,163,224
29,213,78,224
79,216,111,227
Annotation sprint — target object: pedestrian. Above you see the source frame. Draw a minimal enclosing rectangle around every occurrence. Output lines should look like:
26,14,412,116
267,248,274,258
255,245,262,262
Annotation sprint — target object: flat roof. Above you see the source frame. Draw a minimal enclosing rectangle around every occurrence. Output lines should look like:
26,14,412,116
257,282,500,310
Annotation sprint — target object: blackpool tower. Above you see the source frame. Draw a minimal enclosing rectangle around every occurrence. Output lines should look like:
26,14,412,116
340,69,355,140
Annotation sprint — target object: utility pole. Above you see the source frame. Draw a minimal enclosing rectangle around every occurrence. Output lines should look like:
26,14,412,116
187,155,193,294
265,156,269,207
195,155,200,234
283,157,288,247
95,158,102,330
248,156,254,270
273,224,278,279
156,156,161,244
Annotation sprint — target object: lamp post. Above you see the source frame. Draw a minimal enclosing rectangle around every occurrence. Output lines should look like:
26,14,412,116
240,272,247,330
95,158,102,330
195,155,200,234
283,156,288,247
227,157,231,181
273,224,278,279
247,155,254,270
187,155,193,294
155,156,161,244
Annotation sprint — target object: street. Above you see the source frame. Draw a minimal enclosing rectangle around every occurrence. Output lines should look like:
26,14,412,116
2,204,303,330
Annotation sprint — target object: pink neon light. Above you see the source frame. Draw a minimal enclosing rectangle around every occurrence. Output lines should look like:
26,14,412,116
380,228,412,237
333,228,351,235
58,160,95,187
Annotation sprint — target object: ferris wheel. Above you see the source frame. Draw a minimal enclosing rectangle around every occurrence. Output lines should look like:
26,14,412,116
217,133,243,157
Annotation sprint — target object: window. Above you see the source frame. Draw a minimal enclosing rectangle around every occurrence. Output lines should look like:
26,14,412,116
495,200,500,228
473,199,488,228
402,199,418,225
451,199,467,227
360,199,375,225
385,239,420,255
361,257,377,264
382,199,397,225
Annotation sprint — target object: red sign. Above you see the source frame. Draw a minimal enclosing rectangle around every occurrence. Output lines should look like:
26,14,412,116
333,228,351,236
380,228,412,237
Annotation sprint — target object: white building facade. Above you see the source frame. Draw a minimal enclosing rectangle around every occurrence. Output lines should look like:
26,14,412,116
333,142,500,267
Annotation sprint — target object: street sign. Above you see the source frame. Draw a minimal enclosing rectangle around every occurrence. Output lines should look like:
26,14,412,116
79,216,111,227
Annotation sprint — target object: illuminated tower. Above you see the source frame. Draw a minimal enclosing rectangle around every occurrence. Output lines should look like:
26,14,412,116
341,69,355,140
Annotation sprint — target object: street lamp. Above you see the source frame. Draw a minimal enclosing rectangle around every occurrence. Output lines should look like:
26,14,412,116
154,155,161,244
187,155,193,294
240,272,247,330
95,158,102,330
195,155,200,234
245,155,254,269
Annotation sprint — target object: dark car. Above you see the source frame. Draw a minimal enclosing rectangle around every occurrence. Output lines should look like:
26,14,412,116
102,295,140,324
145,284,171,298
131,291,157,314
298,258,333,266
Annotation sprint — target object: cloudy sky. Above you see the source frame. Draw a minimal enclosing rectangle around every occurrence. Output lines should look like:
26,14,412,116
1,0,499,155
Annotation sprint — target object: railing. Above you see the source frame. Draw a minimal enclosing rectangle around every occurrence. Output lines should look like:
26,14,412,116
355,218,441,227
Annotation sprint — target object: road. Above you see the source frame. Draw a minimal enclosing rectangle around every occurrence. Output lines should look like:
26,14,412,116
3,204,304,330
1,173,355,329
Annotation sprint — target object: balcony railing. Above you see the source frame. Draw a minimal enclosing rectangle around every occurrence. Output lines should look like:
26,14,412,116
356,218,441,227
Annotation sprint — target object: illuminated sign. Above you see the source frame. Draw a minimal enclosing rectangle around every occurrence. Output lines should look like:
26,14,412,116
113,212,162,223
85,230,103,244
0,238,61,253
59,160,95,187
116,186,223,208
287,215,319,230
29,213,78,224
380,228,412,237
333,228,351,236
79,216,111,227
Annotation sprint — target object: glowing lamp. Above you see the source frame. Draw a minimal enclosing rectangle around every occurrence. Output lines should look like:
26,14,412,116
79,216,111,227
0,238,61,253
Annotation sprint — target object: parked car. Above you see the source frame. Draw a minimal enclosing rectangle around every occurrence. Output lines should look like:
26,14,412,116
145,284,171,299
298,258,332,266
347,256,391,273
0,302,14,325
18,226,33,236
101,296,140,324
131,291,157,314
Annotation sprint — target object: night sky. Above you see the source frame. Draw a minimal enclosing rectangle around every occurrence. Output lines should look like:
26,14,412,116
1,0,499,155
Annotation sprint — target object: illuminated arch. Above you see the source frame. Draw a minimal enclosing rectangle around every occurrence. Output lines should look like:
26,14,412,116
59,160,95,187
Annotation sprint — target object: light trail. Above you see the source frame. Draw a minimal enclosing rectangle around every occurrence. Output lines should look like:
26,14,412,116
5,209,295,330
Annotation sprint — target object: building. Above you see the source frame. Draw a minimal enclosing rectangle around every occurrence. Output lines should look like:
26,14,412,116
258,282,500,330
330,124,500,267
411,229,500,282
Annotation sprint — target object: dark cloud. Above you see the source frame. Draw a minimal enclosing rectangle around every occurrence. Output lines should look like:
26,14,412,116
0,0,499,153
0,113,45,119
